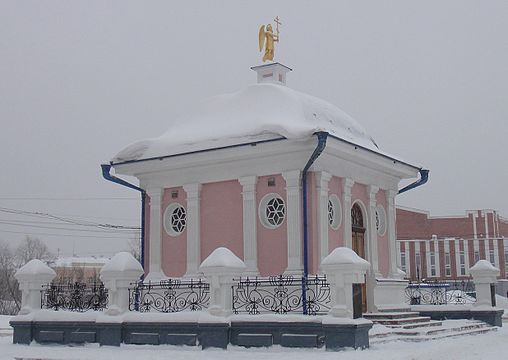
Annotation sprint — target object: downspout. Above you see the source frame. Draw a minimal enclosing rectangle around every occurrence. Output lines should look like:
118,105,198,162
301,131,328,314
398,169,429,194
101,164,146,273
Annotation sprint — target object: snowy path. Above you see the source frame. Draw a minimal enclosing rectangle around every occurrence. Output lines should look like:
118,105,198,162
0,319,507,360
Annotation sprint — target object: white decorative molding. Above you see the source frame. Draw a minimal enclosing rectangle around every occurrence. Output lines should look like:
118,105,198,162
386,189,399,278
367,185,380,276
282,170,302,273
183,183,202,277
146,188,165,280
316,171,332,263
342,178,354,249
239,176,259,274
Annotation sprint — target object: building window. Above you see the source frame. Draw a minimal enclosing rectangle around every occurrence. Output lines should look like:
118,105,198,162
328,194,342,230
400,252,406,272
375,206,387,236
415,252,421,279
445,252,451,277
430,252,436,276
163,203,186,236
474,251,480,263
259,193,285,229
505,251,508,279
459,251,466,276
490,250,495,265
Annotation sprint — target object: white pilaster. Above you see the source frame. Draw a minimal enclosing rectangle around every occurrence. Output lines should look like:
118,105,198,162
239,176,259,275
367,185,380,277
405,241,411,278
282,170,302,273
464,239,470,274
425,240,431,277
183,183,202,277
146,188,165,280
386,189,399,278
342,178,354,249
316,171,332,263
415,241,421,279
454,239,461,276
493,238,500,268
434,236,441,277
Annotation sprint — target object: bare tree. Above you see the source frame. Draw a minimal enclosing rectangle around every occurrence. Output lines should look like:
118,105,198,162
14,236,55,267
0,240,20,314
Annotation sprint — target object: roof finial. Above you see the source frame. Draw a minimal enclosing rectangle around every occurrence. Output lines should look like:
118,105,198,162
258,17,280,62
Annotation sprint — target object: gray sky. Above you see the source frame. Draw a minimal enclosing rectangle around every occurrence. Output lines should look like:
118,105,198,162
1,1,507,257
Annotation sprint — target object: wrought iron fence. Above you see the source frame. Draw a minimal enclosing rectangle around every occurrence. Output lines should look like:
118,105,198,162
41,281,108,312
405,279,476,305
129,278,210,313
232,274,331,315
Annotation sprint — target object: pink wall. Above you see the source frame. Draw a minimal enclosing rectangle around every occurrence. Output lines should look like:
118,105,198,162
161,187,187,277
328,176,343,251
376,189,390,277
256,174,287,276
200,180,244,261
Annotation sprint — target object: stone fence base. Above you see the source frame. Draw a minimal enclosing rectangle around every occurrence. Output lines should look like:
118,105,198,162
10,312,372,351
411,305,504,327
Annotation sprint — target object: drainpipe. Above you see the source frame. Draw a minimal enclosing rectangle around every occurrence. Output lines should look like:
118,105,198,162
301,131,328,314
101,164,146,272
398,169,429,194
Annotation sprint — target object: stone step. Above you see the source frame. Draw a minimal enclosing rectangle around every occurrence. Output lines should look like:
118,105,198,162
377,307,412,313
395,320,443,329
371,316,432,326
370,327,496,344
363,312,420,320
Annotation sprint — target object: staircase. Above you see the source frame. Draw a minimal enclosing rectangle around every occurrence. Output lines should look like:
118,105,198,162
364,311,496,344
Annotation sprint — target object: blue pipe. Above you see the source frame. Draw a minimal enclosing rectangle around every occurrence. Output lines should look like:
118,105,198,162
301,132,328,314
398,169,429,194
101,164,146,273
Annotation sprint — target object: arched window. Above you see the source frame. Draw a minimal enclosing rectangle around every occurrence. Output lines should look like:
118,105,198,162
351,203,364,229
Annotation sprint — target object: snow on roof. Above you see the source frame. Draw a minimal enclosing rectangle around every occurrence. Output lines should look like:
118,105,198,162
101,252,143,273
51,256,111,268
112,83,380,163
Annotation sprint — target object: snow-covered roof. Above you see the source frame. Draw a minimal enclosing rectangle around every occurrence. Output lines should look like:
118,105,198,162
112,82,381,164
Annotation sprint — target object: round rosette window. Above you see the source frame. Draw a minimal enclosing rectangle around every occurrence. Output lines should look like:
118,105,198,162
163,203,187,236
375,205,387,236
328,194,342,230
259,193,286,229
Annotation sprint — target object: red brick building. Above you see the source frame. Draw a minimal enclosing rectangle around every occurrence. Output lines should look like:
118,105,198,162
396,207,508,281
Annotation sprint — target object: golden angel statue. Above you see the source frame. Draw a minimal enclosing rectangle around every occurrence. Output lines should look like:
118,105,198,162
259,17,281,62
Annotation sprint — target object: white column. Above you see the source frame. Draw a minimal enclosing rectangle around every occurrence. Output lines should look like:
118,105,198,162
386,189,399,278
146,187,165,280
282,170,302,273
433,236,441,277
342,178,354,249
183,183,202,277
316,171,332,263
464,239,470,274
425,240,431,277
367,185,380,276
454,239,461,277
405,241,412,278
239,176,258,275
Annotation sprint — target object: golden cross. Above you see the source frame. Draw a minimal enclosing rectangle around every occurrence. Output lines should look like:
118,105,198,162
274,16,281,35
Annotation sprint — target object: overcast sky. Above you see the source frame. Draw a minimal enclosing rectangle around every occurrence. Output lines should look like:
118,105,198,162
1,1,507,257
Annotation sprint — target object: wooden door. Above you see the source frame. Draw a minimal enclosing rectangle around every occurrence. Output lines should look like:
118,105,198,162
351,204,367,315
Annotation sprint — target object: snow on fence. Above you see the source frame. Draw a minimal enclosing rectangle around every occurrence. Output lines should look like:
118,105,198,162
405,280,476,305
41,280,108,312
231,274,331,315
128,278,210,313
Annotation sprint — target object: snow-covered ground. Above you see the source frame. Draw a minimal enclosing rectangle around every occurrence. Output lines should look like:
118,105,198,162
0,314,507,360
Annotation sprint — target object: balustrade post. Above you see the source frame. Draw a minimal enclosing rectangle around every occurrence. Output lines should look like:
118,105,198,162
200,247,246,316
100,252,144,315
14,259,56,314
321,247,370,318
469,260,499,307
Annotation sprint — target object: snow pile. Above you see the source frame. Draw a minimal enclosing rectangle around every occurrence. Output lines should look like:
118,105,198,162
321,247,370,267
15,259,56,277
199,247,246,271
469,260,499,272
100,252,143,273
113,83,379,163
